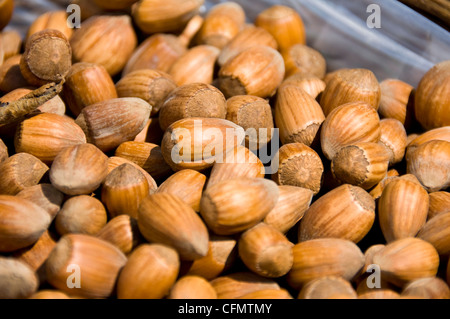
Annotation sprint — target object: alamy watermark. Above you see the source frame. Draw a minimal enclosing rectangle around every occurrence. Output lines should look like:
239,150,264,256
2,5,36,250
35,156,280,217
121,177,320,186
66,4,81,29
367,4,381,29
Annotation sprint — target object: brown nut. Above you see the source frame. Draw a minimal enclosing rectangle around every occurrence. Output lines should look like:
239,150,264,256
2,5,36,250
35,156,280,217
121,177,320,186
0,30,22,60
93,0,138,10
417,212,450,256
428,191,450,220
281,44,326,79
298,276,357,299
0,55,28,93
26,11,74,42
107,156,157,193
16,184,64,220
168,275,217,299
0,257,38,299
401,277,450,299
280,74,326,99
406,126,450,158
378,118,407,166
0,0,14,31
29,290,70,299
133,118,165,144
96,215,141,255
378,78,414,127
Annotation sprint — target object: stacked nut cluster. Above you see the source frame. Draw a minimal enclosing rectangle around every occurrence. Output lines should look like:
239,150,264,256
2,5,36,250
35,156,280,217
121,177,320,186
0,0,449,300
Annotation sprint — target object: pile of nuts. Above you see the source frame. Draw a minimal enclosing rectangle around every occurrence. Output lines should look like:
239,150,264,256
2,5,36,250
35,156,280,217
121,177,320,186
0,0,449,299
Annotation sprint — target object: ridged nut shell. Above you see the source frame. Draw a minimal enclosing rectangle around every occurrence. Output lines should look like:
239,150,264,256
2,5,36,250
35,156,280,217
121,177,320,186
26,10,73,42
107,156,157,193
280,74,326,99
378,118,407,165
428,191,450,220
96,215,141,255
168,275,217,299
378,79,414,126
417,212,450,256
406,126,450,158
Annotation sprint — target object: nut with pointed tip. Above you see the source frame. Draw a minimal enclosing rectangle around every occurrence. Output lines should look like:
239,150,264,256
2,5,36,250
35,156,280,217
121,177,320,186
197,2,246,49
372,237,440,287
62,62,118,117
70,15,137,76
378,79,414,127
116,69,177,116
226,95,274,149
218,46,285,98
298,276,357,299
20,29,72,86
159,83,227,131
15,113,87,164
26,11,73,42
0,257,38,299
96,215,141,255
428,191,450,220
417,211,450,256
287,238,365,290
101,163,149,219
161,117,245,172
0,153,49,195
138,193,209,260
0,195,52,252
168,275,217,299
320,102,381,160
378,118,407,165
406,140,450,192
299,184,375,243
263,185,313,234
255,5,306,52
55,195,107,236
107,156,157,193
415,60,450,130
274,142,324,195
183,235,237,280
155,169,206,212
200,178,279,235
275,85,325,146
238,223,293,278
280,74,326,99
46,234,127,298
282,44,326,79
75,98,151,152
16,184,64,220
217,25,277,67
50,143,108,196
401,277,450,299
210,272,280,299
331,142,390,190
378,178,429,243
117,244,179,299
207,145,265,189
320,68,381,116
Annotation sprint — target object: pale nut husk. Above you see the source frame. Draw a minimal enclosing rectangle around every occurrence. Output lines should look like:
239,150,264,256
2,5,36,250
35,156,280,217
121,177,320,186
0,257,39,299
115,141,172,181
417,212,450,256
210,271,280,299
401,277,450,299
378,78,414,127
237,289,293,299
116,244,179,299
96,215,141,255
263,185,313,234
159,83,227,131
26,10,73,42
132,0,204,34
168,275,217,299
218,46,285,98
299,184,375,243
378,178,429,243
371,237,440,287
160,117,245,172
50,143,109,196
378,118,407,165
280,73,326,99
320,101,381,160
298,276,357,299
70,15,137,76
101,163,150,219
155,169,206,212
238,223,294,278
274,142,324,195
255,5,306,52
207,145,265,189
319,68,381,116
169,45,220,86
197,2,246,49
200,178,279,235
406,140,450,192
62,62,118,117
331,142,390,190
15,113,87,164
415,60,450,130
138,193,209,260
226,95,274,149
287,238,365,290
428,191,450,220
55,195,107,236
107,156,157,193
217,25,277,67
281,44,326,79
45,234,128,298
275,85,325,146
0,153,49,195
75,98,151,152
115,69,177,116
